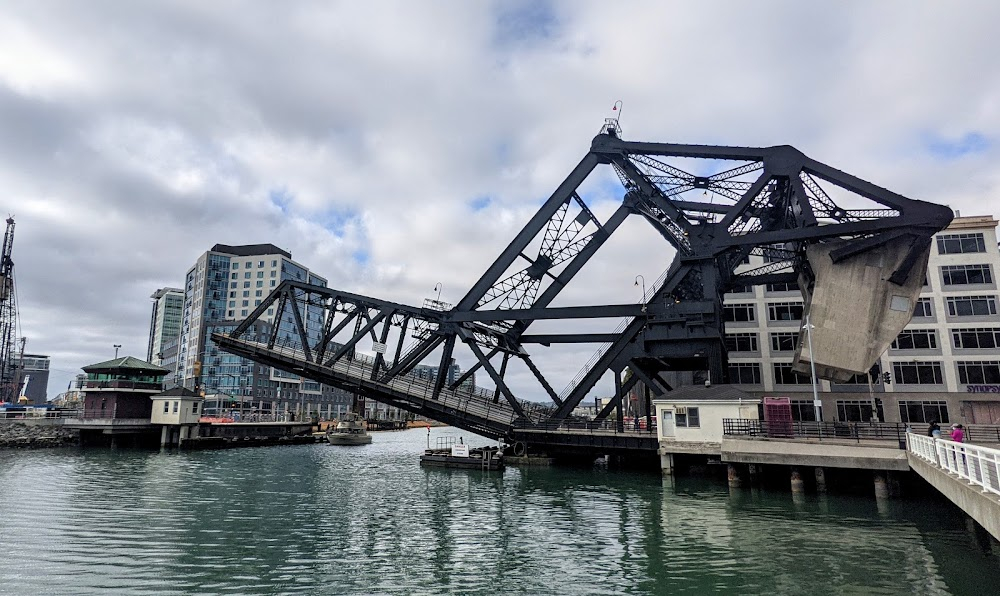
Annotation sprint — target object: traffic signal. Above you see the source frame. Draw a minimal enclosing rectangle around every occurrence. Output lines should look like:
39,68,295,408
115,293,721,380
882,371,891,384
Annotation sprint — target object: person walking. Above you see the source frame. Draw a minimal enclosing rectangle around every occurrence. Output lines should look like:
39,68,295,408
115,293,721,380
927,420,940,438
951,424,965,443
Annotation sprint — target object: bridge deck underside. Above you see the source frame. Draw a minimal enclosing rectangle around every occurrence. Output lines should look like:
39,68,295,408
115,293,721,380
217,337,661,454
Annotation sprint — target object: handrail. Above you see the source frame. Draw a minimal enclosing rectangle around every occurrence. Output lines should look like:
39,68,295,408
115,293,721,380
907,433,1000,498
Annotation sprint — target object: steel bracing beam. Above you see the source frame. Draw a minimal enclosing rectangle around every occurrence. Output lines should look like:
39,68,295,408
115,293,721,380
215,128,953,441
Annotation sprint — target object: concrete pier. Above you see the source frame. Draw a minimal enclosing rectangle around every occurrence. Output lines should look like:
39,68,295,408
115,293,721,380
814,467,827,493
790,467,805,494
727,464,742,488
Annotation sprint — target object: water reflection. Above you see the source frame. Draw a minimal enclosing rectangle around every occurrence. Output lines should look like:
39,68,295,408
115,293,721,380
0,429,996,595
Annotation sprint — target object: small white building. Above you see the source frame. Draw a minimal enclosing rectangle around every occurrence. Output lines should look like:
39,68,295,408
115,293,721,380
653,384,761,474
150,387,204,446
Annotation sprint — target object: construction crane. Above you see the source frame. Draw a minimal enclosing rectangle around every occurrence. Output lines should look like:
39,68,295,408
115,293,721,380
0,216,20,404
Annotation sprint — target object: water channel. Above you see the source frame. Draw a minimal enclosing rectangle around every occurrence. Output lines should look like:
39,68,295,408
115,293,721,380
1,427,997,595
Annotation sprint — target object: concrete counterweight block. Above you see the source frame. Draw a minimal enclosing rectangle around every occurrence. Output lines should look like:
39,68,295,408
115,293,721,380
793,237,929,382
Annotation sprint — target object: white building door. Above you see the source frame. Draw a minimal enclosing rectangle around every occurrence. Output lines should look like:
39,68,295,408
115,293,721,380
661,410,675,437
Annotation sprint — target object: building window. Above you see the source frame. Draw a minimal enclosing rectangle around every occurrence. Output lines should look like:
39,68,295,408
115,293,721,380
724,304,756,322
952,328,1000,349
767,302,803,321
267,309,274,316
231,272,238,279
242,300,249,307
957,361,1000,384
228,310,235,317
773,363,811,384
724,333,758,352
790,400,816,422
255,290,263,297
259,260,265,268
172,401,179,413
728,362,762,384
244,271,252,279
229,291,235,298
898,400,949,424
726,285,752,295
765,282,799,293
272,260,278,267
912,297,933,318
891,329,938,350
232,262,238,269
770,332,799,352
242,290,250,297
163,401,169,413
937,232,986,255
257,271,264,278
836,400,883,422
241,309,248,316
256,281,264,288
676,407,700,428
270,280,277,287
228,301,235,307
941,264,993,285
192,402,199,414
270,270,277,278
946,295,997,317
243,281,251,289
892,361,943,385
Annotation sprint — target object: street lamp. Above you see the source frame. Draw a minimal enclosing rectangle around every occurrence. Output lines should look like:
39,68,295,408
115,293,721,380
113,344,122,358
433,282,443,303
634,275,646,312
802,314,822,422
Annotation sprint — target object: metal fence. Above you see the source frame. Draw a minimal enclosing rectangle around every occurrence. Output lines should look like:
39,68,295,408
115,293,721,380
722,418,910,444
908,433,1000,498
723,419,1000,445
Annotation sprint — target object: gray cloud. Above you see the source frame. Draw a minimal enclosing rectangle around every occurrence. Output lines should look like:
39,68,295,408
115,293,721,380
3,1,998,398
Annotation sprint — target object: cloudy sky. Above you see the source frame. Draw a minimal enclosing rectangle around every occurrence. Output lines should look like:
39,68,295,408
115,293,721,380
4,0,999,400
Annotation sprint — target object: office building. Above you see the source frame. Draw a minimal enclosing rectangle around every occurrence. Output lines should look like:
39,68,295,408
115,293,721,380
147,287,184,368
176,244,353,419
723,214,1000,425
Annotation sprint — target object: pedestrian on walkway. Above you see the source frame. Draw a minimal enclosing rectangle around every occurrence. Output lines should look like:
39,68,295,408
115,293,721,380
927,420,940,438
951,424,964,443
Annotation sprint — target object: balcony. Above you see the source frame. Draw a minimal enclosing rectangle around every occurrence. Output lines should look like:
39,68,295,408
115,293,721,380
84,380,164,392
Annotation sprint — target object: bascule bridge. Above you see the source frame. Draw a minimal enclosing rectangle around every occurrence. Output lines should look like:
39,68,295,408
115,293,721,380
213,122,953,458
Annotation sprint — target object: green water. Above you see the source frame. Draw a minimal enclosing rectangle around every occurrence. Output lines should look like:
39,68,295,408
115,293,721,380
0,427,996,595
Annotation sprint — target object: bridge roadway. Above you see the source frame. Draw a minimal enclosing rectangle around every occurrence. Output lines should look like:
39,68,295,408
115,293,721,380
907,434,1000,541
214,335,658,457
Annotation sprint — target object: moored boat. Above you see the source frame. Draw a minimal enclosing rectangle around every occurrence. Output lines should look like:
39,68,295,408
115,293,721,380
419,442,504,470
326,412,372,445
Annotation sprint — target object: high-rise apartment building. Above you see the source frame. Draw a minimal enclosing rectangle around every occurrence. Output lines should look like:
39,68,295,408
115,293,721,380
723,214,1000,425
177,244,352,419
147,287,184,368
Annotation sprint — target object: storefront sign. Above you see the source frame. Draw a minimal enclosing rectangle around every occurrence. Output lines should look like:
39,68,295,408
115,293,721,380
966,385,1000,393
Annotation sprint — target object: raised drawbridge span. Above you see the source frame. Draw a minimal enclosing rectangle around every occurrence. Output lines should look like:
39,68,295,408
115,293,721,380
214,123,953,455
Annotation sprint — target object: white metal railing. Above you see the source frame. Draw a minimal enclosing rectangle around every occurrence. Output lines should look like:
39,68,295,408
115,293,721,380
907,433,1000,498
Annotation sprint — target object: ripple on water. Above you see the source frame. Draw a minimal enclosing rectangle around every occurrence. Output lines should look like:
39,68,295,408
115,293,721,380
1,434,998,595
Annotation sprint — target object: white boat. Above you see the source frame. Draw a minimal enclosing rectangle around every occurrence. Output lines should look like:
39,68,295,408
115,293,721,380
326,412,372,446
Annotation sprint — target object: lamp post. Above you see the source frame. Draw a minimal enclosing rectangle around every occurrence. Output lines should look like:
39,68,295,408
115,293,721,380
433,282,443,303
802,314,822,422
113,344,122,359
634,275,646,312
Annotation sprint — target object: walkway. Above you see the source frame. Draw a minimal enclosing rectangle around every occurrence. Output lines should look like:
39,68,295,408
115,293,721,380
906,433,1000,540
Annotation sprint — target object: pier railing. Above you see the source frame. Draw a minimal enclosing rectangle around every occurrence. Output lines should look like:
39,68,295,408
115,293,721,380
722,419,910,444
907,433,1000,499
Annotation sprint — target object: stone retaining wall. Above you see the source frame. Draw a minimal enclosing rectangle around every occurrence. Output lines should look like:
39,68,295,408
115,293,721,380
0,421,80,448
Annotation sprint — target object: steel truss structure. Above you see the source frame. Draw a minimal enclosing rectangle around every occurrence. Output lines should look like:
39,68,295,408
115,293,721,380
215,124,953,439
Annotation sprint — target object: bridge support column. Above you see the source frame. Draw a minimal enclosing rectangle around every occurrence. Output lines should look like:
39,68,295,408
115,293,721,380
659,452,674,475
727,464,743,489
888,471,902,498
814,467,827,493
160,426,170,447
748,464,761,485
873,471,890,500
790,467,805,494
